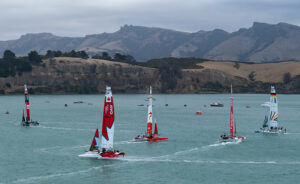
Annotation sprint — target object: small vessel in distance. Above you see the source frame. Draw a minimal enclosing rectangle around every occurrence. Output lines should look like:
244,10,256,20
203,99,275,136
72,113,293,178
134,86,168,142
256,86,286,134
219,85,245,142
210,102,224,107
195,111,202,115
79,86,125,158
21,85,39,126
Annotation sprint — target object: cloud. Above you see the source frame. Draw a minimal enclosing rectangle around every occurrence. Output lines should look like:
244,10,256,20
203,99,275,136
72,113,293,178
0,0,300,40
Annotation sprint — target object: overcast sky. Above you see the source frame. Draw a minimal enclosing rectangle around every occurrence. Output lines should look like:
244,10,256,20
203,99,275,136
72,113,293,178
0,0,299,40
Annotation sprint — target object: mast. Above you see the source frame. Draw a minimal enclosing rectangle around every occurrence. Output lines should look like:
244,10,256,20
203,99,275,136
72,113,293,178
269,86,278,128
24,84,30,122
230,84,234,136
147,86,153,137
101,86,115,151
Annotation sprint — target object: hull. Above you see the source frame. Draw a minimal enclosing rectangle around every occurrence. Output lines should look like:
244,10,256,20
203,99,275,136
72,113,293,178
78,151,99,158
210,103,224,107
195,111,202,115
134,136,168,142
258,127,286,134
134,136,150,141
99,151,125,158
149,137,168,142
21,121,39,126
219,136,245,142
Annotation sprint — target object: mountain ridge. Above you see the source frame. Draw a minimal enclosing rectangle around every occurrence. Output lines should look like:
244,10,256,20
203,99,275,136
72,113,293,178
1,22,300,62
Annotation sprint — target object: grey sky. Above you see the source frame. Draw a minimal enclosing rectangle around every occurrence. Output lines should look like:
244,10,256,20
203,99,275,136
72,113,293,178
0,0,300,40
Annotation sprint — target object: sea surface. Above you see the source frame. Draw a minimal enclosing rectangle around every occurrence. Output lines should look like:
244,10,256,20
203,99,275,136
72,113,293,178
0,93,299,184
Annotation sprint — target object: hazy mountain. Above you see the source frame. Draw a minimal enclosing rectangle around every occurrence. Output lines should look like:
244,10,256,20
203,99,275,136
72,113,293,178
1,22,300,62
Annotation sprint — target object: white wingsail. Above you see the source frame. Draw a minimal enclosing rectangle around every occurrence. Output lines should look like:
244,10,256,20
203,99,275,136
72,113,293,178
268,86,278,129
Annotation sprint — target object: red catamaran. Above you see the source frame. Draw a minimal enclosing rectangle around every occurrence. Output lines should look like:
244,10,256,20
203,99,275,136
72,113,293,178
21,84,39,126
219,85,245,142
79,86,125,158
134,86,168,142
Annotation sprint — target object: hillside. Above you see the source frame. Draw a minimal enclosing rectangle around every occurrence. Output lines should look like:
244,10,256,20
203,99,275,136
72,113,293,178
1,22,300,62
1,57,300,94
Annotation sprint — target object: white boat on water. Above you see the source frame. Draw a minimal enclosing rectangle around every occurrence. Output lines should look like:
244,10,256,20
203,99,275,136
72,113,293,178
256,86,286,134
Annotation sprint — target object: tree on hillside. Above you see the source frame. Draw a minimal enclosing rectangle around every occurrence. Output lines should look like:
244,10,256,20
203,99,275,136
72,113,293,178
28,51,42,63
92,52,112,60
3,50,16,60
113,53,136,64
46,50,63,58
102,52,112,60
159,62,182,92
283,72,291,84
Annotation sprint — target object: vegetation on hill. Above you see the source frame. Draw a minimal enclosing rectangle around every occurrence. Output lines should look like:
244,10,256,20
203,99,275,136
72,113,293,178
0,50,32,77
45,50,89,59
2,49,300,94
137,57,206,69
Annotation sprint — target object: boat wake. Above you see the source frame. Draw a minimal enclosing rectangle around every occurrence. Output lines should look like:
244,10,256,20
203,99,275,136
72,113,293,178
11,164,118,184
37,126,92,131
37,144,90,154
182,160,278,164
115,140,144,145
200,139,242,150
170,140,242,157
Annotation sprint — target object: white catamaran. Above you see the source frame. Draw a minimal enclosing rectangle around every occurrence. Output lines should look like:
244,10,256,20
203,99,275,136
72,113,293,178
258,86,286,134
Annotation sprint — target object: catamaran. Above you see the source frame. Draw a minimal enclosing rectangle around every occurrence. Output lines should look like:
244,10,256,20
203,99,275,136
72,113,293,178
257,86,286,134
79,86,125,158
219,85,245,142
21,84,39,126
134,86,168,142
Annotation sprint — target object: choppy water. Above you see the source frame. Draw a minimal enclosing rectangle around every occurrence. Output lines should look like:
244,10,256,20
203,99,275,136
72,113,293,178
0,94,299,184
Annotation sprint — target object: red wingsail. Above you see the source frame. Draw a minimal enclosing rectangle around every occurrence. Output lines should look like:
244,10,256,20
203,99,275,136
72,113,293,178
24,85,30,121
153,122,158,137
89,128,99,152
230,85,234,136
101,94,115,141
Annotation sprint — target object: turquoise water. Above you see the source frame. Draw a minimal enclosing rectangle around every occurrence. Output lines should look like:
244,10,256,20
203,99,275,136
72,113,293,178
0,94,299,184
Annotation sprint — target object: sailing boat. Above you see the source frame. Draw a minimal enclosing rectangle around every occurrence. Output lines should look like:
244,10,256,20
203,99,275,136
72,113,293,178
219,85,245,142
79,86,125,158
258,86,286,134
134,86,168,142
21,84,39,126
